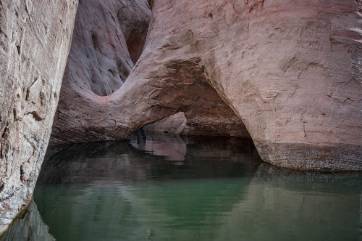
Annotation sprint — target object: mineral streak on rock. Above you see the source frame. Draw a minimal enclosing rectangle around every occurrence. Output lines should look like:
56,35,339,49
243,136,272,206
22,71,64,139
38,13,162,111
0,0,78,234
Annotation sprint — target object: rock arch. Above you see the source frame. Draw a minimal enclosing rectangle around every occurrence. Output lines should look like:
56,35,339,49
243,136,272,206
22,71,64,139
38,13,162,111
51,0,250,144
52,0,362,171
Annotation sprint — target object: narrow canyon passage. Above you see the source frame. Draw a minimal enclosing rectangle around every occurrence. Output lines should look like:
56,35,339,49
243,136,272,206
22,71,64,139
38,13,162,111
0,0,361,238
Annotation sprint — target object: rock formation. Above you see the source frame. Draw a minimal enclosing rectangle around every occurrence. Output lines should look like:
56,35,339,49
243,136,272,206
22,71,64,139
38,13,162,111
0,0,361,234
0,0,77,234
53,0,362,171
51,0,249,145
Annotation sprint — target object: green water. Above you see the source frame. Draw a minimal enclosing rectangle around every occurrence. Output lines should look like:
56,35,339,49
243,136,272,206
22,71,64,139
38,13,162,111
2,135,362,241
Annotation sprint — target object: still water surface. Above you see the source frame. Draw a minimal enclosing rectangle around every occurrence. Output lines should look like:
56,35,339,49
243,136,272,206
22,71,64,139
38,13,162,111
2,134,361,241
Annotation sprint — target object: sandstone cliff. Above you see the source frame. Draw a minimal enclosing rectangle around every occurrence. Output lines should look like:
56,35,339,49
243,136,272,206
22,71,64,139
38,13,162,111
51,0,250,145
53,0,362,171
0,0,77,234
0,0,361,235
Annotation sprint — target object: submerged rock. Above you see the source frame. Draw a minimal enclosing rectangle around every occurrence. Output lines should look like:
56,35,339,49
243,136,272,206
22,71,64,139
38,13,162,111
0,0,77,234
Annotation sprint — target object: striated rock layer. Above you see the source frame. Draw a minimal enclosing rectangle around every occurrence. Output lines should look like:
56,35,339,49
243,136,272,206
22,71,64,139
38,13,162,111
0,0,77,234
51,0,249,145
53,0,362,171
144,0,362,171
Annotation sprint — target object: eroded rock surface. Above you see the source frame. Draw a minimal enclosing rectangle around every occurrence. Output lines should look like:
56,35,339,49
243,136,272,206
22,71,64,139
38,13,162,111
64,0,151,97
0,0,77,234
51,0,249,145
130,0,362,171
53,0,361,170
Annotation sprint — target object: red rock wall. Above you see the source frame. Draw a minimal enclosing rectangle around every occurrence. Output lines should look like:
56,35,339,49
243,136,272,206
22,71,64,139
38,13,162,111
53,0,361,171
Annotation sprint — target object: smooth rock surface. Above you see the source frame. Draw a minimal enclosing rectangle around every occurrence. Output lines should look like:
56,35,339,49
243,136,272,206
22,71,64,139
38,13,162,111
51,0,249,145
0,0,77,234
51,0,151,144
54,0,362,170
131,0,362,170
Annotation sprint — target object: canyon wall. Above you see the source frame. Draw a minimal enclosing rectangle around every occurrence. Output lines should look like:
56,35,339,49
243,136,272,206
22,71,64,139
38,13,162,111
133,0,362,171
0,0,77,234
53,0,362,171
51,0,249,145
0,0,361,235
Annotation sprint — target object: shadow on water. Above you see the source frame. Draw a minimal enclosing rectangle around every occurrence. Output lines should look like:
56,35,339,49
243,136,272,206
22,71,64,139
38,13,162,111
1,134,361,241
0,202,55,241
38,134,260,184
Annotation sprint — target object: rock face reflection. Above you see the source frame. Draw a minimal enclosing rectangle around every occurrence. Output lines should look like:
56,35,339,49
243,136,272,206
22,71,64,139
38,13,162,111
216,166,362,241
38,134,259,184
2,135,361,241
0,202,54,241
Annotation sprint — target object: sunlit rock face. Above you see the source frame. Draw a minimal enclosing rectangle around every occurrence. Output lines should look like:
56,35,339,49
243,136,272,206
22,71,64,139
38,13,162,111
0,0,77,234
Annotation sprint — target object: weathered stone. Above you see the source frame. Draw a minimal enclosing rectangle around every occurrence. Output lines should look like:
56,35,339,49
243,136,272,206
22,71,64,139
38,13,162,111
51,0,250,145
0,0,77,234
126,0,362,171
53,0,361,171
144,112,188,135
50,0,151,144
64,0,151,97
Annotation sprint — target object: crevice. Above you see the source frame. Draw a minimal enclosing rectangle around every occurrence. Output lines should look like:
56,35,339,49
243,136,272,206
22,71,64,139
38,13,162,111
91,32,99,50
25,111,44,121
147,0,154,9
16,44,20,55
20,165,25,182
117,59,131,81
126,23,149,63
